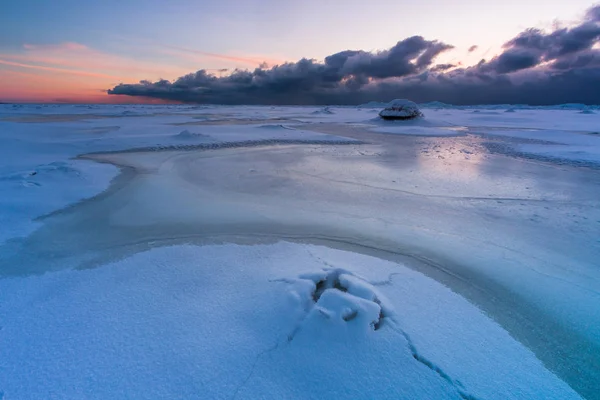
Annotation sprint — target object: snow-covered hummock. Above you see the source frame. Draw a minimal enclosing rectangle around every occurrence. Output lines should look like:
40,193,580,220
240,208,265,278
379,99,424,120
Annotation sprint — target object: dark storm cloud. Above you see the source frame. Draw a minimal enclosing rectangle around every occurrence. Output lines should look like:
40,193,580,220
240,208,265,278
110,36,453,104
430,63,455,72
333,36,453,78
506,24,600,58
586,4,600,22
109,5,600,105
367,67,600,105
551,49,600,70
485,49,542,73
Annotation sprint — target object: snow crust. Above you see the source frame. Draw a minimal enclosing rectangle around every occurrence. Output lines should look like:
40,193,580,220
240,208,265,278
0,243,582,400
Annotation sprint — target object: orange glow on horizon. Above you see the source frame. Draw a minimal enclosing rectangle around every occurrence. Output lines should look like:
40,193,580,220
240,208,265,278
0,41,284,104
0,69,175,104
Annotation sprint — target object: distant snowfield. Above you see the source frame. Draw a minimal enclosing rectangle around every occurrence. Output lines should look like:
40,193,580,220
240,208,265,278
0,103,599,399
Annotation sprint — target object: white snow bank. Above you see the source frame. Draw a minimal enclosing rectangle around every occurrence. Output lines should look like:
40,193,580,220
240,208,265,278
0,243,580,400
0,159,117,245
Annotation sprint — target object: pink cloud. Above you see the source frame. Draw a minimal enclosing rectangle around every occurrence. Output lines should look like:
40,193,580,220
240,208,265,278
1,42,188,80
0,59,121,79
0,40,285,103
23,42,89,52
158,44,285,68
108,35,287,69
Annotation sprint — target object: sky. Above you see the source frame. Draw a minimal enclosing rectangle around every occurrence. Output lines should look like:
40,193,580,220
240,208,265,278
0,0,599,104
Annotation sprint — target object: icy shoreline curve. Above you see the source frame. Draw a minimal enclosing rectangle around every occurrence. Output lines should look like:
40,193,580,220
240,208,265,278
1,140,596,399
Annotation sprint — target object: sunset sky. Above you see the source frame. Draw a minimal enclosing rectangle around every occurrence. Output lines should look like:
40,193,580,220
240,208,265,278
0,0,598,104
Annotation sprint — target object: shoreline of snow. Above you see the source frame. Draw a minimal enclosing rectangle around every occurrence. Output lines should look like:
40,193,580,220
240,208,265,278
0,159,118,245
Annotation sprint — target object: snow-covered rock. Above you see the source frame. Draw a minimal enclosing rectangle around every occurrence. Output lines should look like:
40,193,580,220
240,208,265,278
379,99,423,120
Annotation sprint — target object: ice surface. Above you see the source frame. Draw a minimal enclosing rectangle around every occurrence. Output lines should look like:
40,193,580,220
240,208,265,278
371,126,464,136
478,128,600,164
0,243,582,400
0,108,356,244
0,103,599,399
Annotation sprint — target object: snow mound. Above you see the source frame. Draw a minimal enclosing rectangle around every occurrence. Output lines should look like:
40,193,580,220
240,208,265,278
312,106,335,115
379,99,423,120
288,269,389,340
556,103,589,110
173,130,209,140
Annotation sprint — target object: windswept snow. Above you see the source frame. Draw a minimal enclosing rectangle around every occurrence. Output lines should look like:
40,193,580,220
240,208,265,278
0,243,582,400
479,128,600,164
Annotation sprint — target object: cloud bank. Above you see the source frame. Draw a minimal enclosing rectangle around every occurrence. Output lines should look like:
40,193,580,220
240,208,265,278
109,5,600,105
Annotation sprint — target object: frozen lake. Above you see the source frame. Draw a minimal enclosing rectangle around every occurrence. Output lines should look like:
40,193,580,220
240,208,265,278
0,104,598,399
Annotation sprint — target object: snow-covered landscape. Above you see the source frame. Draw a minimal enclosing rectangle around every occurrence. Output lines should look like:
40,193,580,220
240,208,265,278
0,103,599,399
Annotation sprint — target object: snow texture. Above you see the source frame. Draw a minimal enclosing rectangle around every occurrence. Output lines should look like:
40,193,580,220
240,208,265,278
0,243,582,400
